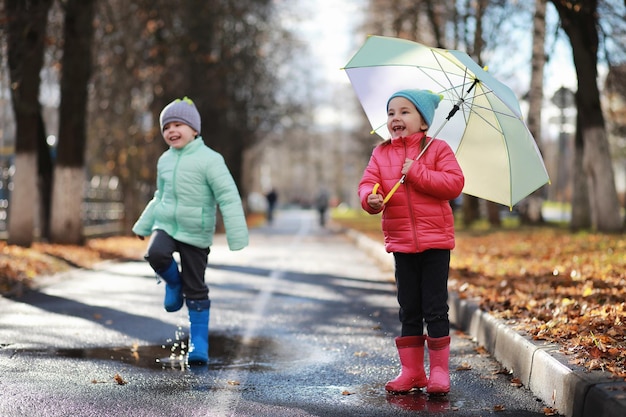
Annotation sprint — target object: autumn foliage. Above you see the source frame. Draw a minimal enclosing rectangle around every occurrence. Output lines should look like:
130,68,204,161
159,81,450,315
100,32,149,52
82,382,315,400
0,237,145,297
449,228,625,379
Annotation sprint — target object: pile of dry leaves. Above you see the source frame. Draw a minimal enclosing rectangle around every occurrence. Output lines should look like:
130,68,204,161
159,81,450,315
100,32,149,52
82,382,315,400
0,237,146,297
449,228,625,379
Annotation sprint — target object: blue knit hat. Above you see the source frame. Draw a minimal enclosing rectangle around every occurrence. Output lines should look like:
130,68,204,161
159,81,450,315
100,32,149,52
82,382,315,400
159,96,201,134
387,89,442,127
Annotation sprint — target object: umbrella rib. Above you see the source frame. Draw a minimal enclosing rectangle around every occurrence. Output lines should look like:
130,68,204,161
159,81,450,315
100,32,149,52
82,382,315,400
464,100,520,120
459,102,506,134
464,80,524,117
431,51,469,103
414,65,459,96
433,50,480,100
458,83,523,123
431,49,525,120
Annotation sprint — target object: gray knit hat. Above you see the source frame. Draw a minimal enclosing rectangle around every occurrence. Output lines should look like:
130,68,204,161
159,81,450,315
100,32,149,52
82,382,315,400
159,96,201,134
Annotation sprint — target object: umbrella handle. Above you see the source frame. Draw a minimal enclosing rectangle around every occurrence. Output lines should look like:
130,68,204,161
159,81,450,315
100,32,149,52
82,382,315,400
382,179,403,204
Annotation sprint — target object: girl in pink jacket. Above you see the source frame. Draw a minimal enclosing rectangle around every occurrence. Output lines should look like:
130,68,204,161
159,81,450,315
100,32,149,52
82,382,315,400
358,89,464,395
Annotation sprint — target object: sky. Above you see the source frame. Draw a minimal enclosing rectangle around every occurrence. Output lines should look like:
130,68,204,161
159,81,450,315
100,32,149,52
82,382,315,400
288,0,578,86
293,0,363,85
288,0,583,141
283,0,365,130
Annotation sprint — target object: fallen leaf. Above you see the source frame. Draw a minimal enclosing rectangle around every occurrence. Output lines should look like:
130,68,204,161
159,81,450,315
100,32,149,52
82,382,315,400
113,373,127,385
475,346,489,355
456,362,472,371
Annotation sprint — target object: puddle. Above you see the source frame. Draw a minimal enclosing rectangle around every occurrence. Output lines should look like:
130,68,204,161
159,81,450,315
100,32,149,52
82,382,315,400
20,333,291,372
385,391,452,412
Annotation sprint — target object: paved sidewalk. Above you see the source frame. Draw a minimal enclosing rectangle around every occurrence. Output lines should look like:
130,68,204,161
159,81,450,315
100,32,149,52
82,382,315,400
1,211,557,417
348,229,626,417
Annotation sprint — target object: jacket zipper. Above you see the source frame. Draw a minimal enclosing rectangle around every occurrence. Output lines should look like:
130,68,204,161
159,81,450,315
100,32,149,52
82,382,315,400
172,150,181,234
404,139,419,251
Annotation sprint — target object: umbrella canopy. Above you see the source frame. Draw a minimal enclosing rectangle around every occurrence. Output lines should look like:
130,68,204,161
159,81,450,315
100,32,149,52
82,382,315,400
343,35,550,208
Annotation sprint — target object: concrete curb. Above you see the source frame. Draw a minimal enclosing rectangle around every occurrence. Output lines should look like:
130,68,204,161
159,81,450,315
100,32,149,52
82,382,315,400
347,229,626,417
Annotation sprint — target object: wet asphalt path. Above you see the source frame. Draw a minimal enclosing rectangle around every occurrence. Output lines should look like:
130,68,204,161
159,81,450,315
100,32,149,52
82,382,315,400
0,209,558,416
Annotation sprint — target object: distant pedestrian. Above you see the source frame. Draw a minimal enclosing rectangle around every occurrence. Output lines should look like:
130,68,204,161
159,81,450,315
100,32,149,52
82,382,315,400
315,188,329,227
133,97,248,365
358,89,464,394
265,188,278,224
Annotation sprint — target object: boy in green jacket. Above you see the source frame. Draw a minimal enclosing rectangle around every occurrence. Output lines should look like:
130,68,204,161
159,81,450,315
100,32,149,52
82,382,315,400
133,97,249,365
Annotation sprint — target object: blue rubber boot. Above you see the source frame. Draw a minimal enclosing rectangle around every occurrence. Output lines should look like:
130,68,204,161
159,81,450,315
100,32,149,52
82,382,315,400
156,260,184,312
187,299,211,365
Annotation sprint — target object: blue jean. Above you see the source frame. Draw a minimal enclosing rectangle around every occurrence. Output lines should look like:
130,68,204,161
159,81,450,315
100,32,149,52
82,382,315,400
144,230,210,300
393,249,450,338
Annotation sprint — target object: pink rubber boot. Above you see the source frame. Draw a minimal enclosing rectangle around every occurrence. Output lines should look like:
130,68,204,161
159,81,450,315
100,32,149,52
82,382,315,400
385,336,428,393
426,336,451,394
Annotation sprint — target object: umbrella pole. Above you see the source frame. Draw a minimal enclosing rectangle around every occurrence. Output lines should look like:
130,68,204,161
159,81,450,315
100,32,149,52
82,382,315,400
437,77,480,136
383,78,479,205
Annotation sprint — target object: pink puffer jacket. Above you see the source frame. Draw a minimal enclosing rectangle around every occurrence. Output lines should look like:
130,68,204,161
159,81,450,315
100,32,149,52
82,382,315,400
358,132,464,253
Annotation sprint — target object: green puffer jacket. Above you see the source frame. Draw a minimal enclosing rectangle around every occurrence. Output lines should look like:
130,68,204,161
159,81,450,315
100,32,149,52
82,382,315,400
132,137,248,250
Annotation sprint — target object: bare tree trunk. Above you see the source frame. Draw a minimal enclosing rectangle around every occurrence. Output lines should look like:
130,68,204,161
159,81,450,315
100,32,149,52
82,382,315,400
37,112,53,240
570,124,591,230
462,196,479,227
551,0,622,232
6,0,53,247
487,203,501,227
583,125,621,231
465,0,498,226
527,0,546,153
424,0,446,48
50,0,96,244
9,154,39,245
520,0,547,224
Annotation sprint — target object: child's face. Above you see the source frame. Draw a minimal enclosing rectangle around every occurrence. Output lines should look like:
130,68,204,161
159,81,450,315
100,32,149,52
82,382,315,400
387,97,428,138
162,121,197,149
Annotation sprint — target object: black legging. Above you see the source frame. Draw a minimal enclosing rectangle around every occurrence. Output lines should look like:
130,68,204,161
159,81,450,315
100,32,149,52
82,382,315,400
144,229,211,300
393,249,450,338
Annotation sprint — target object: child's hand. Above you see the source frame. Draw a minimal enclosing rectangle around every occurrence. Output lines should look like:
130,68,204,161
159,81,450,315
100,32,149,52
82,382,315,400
367,192,384,210
401,158,413,175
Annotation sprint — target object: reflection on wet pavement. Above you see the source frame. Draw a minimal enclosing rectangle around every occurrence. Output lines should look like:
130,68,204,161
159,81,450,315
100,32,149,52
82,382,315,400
15,332,292,372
